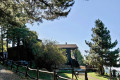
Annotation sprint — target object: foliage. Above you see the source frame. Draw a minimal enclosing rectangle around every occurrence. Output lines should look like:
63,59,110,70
0,0,74,26
84,53,100,67
104,49,120,80
85,19,119,75
73,49,85,65
33,40,67,71
104,49,120,67
7,25,38,47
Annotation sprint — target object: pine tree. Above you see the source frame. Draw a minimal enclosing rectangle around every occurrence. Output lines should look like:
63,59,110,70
85,19,119,75
0,0,74,26
104,49,119,80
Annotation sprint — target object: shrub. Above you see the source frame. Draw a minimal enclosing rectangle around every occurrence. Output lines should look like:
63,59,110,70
32,40,67,71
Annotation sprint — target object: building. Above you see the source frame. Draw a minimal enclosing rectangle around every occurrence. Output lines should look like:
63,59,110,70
57,43,78,65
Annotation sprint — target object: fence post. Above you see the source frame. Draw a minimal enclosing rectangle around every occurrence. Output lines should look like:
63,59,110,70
11,61,13,70
25,65,29,77
85,71,88,80
85,65,88,80
2,58,4,65
16,64,19,73
118,73,120,80
7,59,9,67
37,67,39,80
54,69,57,80
72,67,74,80
6,59,8,67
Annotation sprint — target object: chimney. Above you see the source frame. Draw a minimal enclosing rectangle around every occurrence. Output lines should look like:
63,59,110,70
65,42,67,45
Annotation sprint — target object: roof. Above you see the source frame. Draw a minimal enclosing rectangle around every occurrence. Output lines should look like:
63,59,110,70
56,44,78,49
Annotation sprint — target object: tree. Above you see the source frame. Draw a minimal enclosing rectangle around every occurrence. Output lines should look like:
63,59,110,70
104,49,120,80
84,53,100,68
73,49,85,65
85,19,119,75
7,25,38,47
0,0,74,26
33,40,67,71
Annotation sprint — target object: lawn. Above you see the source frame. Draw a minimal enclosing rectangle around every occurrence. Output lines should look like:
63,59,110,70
1,63,119,80
58,72,119,80
87,72,118,80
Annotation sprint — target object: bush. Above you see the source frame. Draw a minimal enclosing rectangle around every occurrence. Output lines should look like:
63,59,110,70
32,40,67,71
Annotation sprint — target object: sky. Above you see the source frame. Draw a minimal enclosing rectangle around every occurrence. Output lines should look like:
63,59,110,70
26,0,120,56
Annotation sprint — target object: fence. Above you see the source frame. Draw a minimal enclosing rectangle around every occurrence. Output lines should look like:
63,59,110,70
3,59,88,80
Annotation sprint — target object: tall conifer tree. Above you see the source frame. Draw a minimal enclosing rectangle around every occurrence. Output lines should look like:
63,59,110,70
85,19,119,75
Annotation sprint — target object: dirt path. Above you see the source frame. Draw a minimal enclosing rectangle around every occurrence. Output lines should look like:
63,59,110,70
0,65,22,80
88,75,101,80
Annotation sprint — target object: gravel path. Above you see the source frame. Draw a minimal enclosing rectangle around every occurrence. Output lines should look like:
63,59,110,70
0,65,22,80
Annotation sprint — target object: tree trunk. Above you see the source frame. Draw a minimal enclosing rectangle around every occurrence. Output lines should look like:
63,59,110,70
99,65,104,75
110,66,111,80
17,38,20,60
1,27,3,54
17,38,20,47
12,40,15,47
6,30,8,51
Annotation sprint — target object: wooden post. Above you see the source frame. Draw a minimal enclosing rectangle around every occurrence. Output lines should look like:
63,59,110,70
25,65,29,77
53,64,58,80
85,71,88,80
54,70,57,80
4,60,6,66
37,67,39,80
85,65,88,80
118,73,120,80
2,58,4,65
16,64,19,73
6,59,8,67
72,67,74,80
11,61,13,70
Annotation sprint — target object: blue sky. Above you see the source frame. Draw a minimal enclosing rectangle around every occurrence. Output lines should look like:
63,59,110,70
26,0,120,56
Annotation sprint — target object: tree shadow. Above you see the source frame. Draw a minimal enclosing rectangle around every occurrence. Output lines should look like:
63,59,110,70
0,72,21,80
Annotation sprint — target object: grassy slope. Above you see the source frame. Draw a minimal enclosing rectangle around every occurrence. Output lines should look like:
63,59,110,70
88,72,109,80
88,72,118,80
59,72,118,80
1,64,118,80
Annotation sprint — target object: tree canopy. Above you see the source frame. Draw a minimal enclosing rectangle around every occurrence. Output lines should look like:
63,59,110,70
0,0,74,26
85,19,119,75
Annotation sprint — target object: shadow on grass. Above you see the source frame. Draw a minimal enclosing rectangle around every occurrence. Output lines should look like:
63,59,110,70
0,72,21,80
97,74,109,79
59,73,70,78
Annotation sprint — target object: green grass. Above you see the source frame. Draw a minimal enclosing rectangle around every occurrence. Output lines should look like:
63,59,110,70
11,65,53,80
1,63,119,80
88,72,118,80
59,73,85,80
88,72,109,80
3,64,79,80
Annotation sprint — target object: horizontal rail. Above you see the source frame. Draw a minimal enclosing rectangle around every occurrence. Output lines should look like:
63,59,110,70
58,75,71,80
39,70,54,74
28,67,37,71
